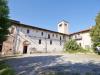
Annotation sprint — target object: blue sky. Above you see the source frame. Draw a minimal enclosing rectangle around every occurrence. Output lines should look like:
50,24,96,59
8,0,100,33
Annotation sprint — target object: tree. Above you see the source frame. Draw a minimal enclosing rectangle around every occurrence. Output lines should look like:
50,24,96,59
90,12,100,49
0,0,11,43
64,39,82,51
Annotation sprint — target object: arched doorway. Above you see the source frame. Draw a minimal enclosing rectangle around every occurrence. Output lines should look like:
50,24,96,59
23,40,30,54
23,45,28,54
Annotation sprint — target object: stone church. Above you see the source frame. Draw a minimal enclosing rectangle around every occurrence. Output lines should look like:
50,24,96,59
0,20,92,55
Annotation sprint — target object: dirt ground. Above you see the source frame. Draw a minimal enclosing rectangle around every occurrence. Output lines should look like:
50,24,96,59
4,53,100,75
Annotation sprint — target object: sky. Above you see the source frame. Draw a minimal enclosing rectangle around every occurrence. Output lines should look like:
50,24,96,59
8,0,100,33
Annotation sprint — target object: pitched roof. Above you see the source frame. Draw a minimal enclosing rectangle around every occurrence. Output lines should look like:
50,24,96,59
10,19,68,35
10,19,91,36
70,28,91,35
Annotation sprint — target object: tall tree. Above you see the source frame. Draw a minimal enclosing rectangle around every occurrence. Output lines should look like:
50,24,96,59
90,12,100,49
0,0,11,43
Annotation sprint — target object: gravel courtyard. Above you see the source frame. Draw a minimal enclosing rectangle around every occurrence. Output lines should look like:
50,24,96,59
5,53,100,75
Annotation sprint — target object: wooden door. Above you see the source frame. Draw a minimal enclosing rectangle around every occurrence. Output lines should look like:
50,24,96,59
23,46,27,54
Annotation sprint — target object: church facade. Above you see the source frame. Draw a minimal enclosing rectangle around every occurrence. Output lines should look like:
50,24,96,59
0,20,92,55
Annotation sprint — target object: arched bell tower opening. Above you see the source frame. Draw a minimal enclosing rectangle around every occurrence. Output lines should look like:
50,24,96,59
58,20,69,34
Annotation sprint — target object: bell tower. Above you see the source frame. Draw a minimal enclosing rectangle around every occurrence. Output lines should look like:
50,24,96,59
58,20,69,34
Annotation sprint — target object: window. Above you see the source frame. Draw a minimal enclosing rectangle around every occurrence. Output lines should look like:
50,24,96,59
27,29,30,33
48,34,50,39
56,34,58,38
59,24,62,27
50,40,52,45
75,35,77,38
60,36,61,40
39,39,41,44
52,34,54,37
41,32,43,36
65,24,67,26
36,30,38,32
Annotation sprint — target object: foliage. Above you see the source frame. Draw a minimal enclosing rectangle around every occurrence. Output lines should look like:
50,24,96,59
0,61,15,75
90,12,100,50
0,0,11,43
90,12,100,54
64,39,82,51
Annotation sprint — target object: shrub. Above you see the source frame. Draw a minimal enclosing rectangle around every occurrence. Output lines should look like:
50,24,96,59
64,39,84,53
64,39,81,50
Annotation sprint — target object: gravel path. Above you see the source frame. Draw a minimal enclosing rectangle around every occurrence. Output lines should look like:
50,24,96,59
5,53,100,75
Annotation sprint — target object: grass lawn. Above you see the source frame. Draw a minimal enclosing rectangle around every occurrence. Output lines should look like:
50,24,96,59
0,61,15,75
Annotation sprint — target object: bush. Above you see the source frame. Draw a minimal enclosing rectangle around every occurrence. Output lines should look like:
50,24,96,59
64,39,81,50
64,39,85,53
